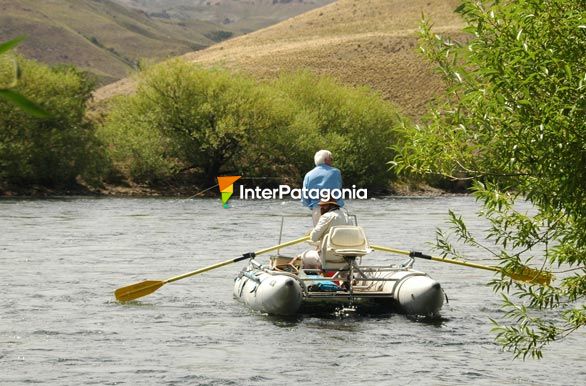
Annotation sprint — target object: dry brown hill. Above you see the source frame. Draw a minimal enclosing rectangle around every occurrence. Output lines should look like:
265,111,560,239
0,0,216,83
1,0,332,84
95,0,466,118
114,0,336,34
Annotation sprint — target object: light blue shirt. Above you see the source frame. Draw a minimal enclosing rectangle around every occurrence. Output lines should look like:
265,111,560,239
301,164,344,209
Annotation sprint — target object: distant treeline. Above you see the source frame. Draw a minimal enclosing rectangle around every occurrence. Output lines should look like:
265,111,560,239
0,56,423,194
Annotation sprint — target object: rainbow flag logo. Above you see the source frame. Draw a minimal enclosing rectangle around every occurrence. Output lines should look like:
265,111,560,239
217,176,241,208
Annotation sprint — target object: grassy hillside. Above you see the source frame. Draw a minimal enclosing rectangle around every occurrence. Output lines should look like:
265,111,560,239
115,0,336,33
0,0,331,84
0,0,215,83
95,0,465,119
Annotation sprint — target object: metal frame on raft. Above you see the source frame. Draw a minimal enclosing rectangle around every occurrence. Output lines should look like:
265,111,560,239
246,256,426,302
250,214,424,302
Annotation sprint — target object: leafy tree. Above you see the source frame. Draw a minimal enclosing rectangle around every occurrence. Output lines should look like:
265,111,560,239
395,0,585,358
0,55,106,190
0,37,48,117
273,72,403,191
100,60,293,185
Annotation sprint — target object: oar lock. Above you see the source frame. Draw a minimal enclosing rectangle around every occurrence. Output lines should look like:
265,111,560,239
235,252,257,263
409,251,432,260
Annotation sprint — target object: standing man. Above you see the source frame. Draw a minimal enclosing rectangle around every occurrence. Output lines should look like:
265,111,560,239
301,150,344,225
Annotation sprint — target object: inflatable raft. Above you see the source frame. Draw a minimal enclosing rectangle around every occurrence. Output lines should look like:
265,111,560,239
233,226,445,316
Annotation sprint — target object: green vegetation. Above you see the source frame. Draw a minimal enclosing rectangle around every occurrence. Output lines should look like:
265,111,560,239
0,54,106,190
0,37,48,118
205,31,234,42
1,51,403,194
99,60,402,190
395,0,585,358
100,61,278,185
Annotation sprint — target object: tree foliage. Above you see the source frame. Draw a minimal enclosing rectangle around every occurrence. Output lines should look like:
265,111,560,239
272,72,402,190
0,55,106,189
394,0,585,358
100,60,295,184
0,36,49,118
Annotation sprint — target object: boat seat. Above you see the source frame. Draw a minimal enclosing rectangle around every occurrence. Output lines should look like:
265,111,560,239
320,226,370,270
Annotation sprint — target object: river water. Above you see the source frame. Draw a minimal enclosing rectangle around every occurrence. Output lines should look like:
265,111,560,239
1,196,584,385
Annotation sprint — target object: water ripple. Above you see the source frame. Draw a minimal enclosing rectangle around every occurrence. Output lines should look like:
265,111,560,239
1,197,583,385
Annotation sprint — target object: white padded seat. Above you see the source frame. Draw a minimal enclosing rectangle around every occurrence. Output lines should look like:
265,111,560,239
320,226,370,270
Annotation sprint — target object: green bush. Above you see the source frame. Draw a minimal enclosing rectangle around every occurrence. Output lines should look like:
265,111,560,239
0,57,106,189
272,72,403,191
100,60,281,184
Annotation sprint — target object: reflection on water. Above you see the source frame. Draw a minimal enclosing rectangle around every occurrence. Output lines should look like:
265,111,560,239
0,197,584,385
406,314,449,327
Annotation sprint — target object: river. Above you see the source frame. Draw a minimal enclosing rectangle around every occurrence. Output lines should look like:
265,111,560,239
1,196,584,385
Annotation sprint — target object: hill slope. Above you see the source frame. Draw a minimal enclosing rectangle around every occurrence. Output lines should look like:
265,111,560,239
114,0,336,34
0,0,332,84
96,0,465,118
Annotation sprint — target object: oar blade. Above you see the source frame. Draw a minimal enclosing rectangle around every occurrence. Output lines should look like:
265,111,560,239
115,280,165,302
506,267,553,286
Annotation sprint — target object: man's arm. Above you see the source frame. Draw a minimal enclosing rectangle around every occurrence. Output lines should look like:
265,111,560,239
310,213,334,242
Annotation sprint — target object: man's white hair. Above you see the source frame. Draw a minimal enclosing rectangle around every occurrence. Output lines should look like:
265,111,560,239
314,150,332,166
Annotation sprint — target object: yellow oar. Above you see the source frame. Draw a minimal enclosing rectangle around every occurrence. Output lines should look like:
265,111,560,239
115,235,310,302
371,245,553,286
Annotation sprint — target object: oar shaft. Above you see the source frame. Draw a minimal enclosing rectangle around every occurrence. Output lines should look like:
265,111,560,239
255,235,309,256
371,244,500,273
165,257,247,283
115,235,311,301
166,235,310,284
371,244,551,285
431,255,499,273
